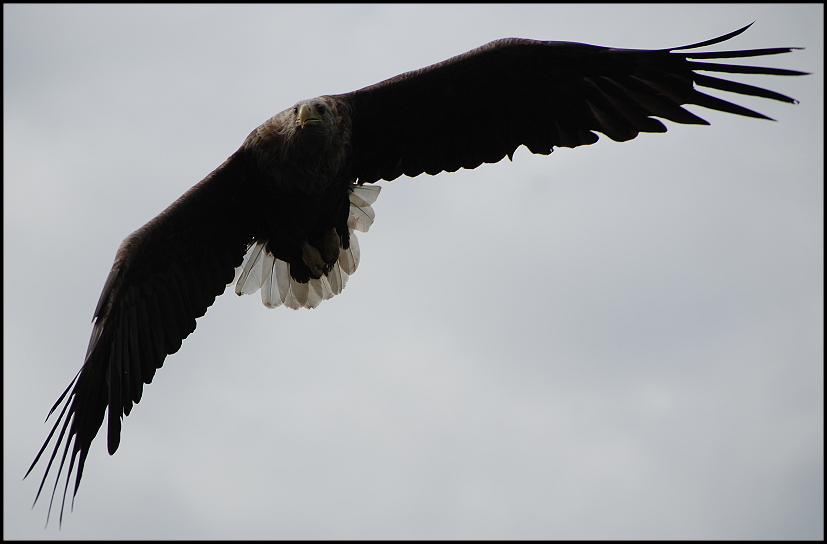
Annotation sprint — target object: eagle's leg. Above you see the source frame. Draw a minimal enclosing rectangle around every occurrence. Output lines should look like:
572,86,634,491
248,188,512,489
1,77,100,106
302,228,340,278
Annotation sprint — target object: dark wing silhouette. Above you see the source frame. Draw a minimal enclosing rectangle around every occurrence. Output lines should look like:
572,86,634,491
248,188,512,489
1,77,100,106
345,24,806,184
27,23,806,527
26,149,261,525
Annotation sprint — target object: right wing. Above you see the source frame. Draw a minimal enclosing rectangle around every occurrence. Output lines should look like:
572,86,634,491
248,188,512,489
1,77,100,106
26,148,262,526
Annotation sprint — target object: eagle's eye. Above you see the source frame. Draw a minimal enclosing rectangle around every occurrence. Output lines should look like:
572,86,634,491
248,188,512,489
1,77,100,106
317,104,326,114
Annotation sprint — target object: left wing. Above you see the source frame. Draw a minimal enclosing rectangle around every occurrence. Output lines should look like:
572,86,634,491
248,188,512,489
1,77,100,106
345,24,806,184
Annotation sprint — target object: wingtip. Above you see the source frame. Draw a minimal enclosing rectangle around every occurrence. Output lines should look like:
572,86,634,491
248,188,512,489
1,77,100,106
669,22,756,52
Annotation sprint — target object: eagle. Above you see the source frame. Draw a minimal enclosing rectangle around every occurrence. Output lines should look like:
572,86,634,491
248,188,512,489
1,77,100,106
26,24,805,525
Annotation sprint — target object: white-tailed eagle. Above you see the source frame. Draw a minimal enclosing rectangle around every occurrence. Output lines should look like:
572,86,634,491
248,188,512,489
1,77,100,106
26,24,806,525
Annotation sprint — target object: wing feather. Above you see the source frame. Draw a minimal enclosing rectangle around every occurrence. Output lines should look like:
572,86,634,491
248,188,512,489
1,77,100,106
346,25,805,183
25,148,261,525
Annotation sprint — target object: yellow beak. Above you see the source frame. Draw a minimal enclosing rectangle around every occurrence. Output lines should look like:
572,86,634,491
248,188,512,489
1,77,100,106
297,104,321,128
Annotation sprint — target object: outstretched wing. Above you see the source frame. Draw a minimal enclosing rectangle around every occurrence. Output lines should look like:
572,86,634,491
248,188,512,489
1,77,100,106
25,149,261,525
345,24,806,184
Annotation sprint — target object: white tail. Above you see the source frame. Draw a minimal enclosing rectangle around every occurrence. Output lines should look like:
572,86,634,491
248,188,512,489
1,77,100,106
234,184,380,309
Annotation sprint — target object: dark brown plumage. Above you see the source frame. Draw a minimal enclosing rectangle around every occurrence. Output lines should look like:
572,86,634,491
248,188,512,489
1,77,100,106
26,24,805,526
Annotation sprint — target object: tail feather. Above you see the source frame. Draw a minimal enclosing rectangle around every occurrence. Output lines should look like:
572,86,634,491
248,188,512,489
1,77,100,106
234,184,379,309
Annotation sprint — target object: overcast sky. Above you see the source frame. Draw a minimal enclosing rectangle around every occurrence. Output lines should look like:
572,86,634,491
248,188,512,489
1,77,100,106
4,4,823,539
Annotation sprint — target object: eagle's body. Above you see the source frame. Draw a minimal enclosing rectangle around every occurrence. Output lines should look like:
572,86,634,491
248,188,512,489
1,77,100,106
26,24,806,525
245,98,355,284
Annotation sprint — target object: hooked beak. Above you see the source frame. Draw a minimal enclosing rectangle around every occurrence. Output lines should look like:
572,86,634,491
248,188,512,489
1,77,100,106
297,104,322,128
